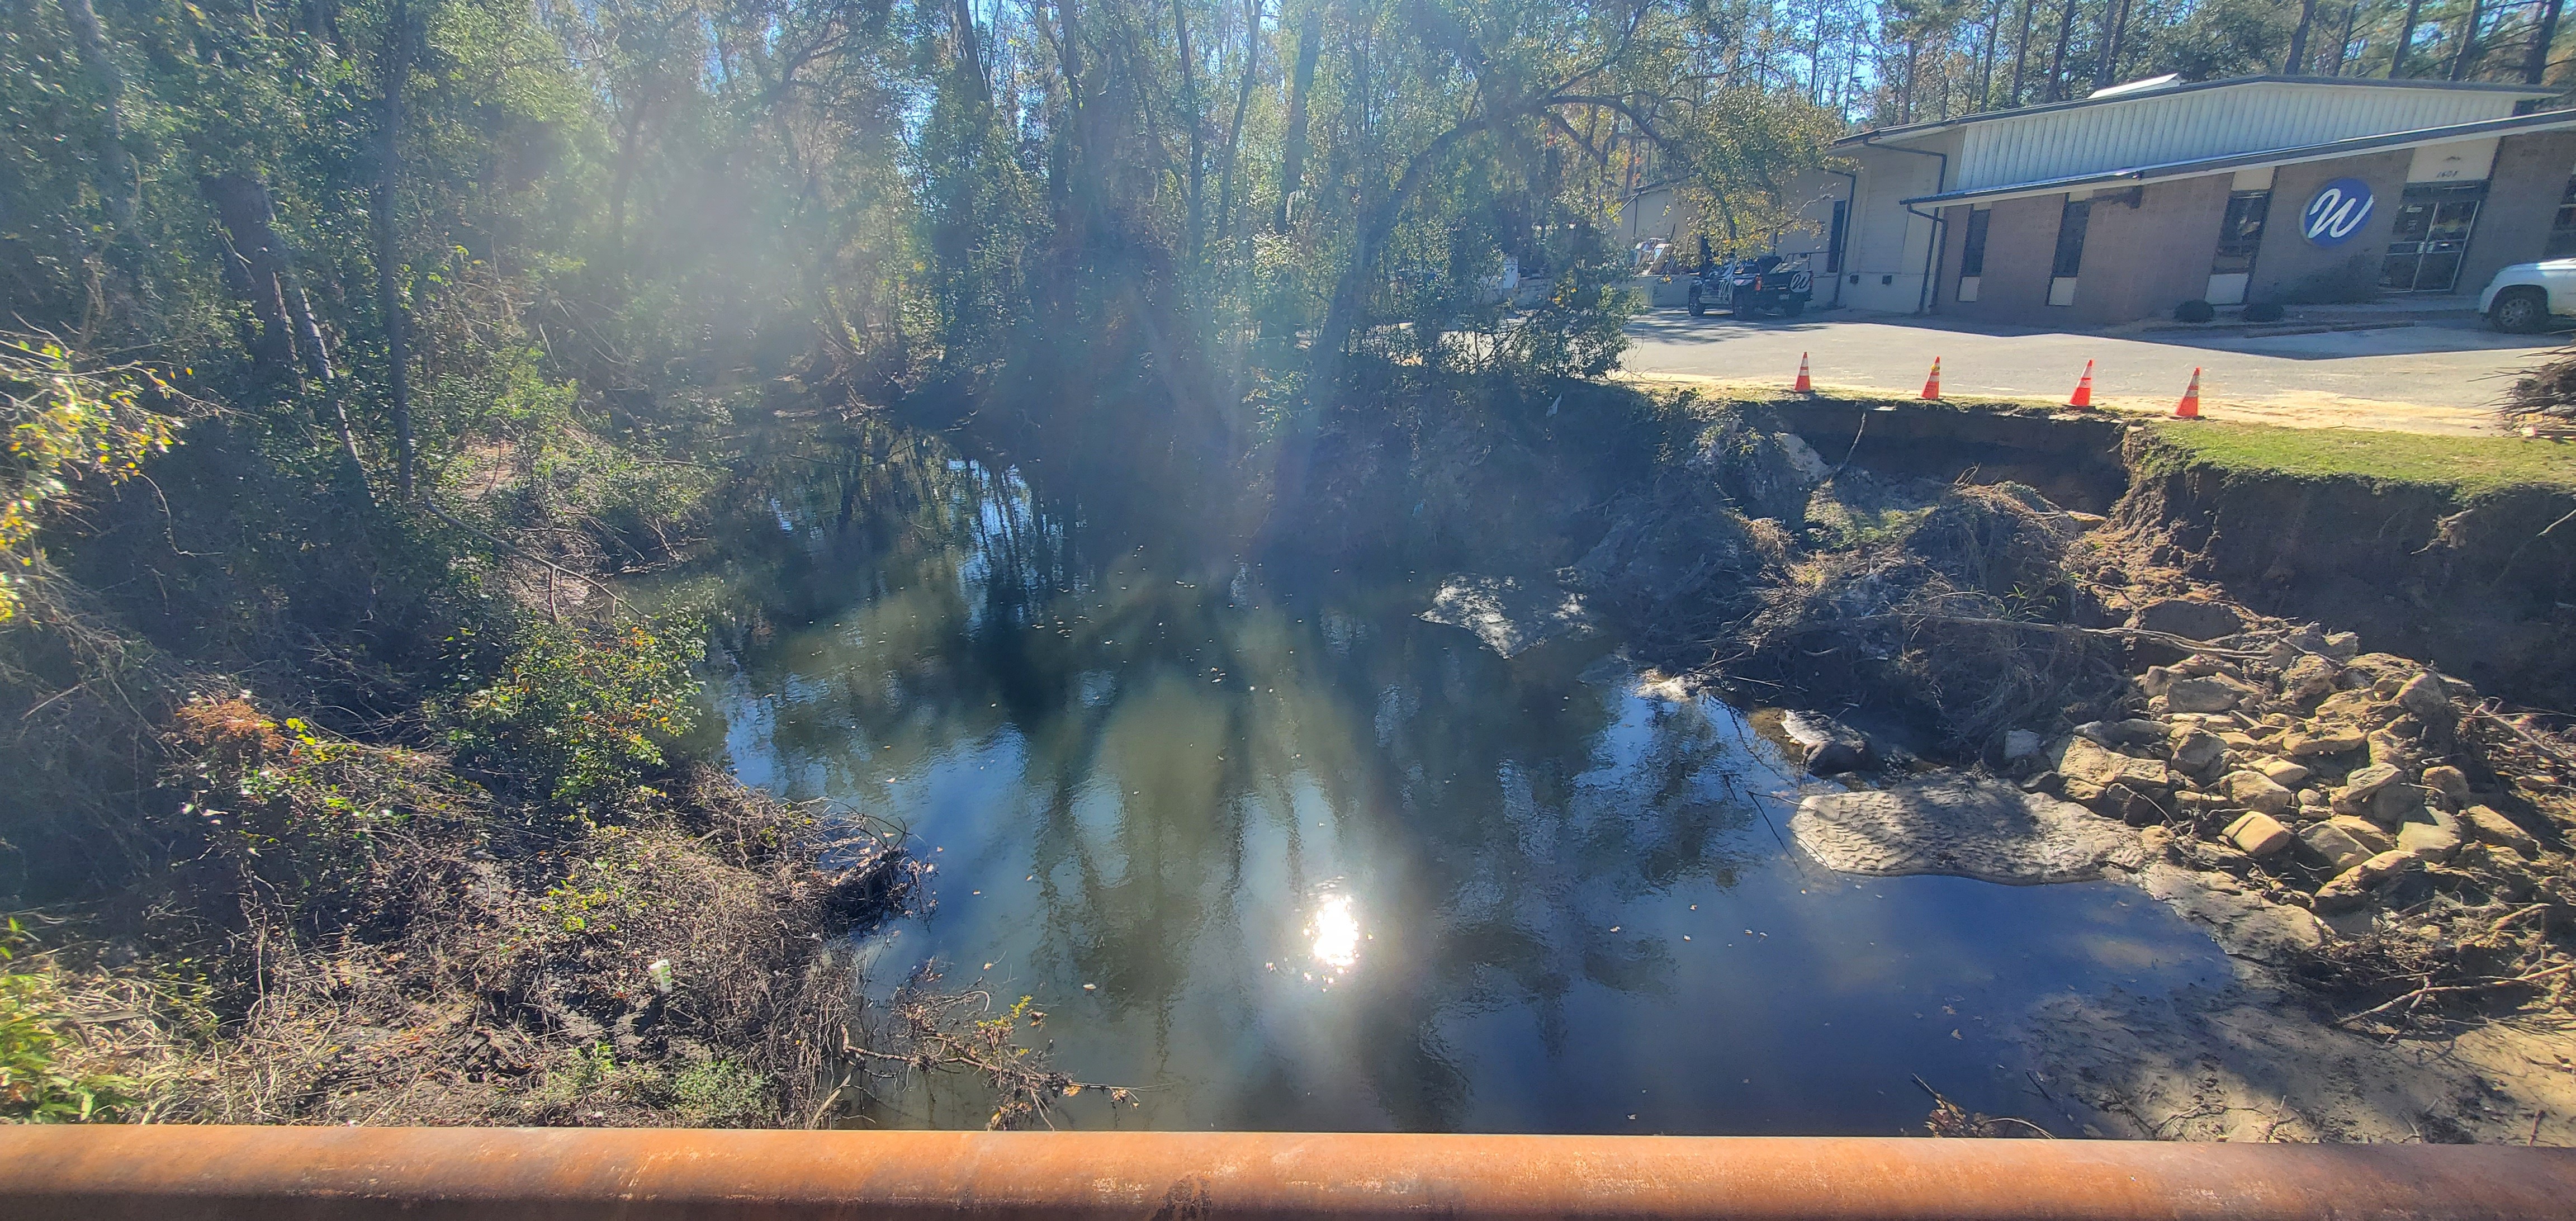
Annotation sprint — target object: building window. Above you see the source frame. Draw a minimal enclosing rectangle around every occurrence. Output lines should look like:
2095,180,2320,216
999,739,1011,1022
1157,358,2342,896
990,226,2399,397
2048,199,2090,306
1825,200,1849,273
2051,200,2091,278
1958,208,1992,277
2212,190,2271,276
2381,181,2485,294
2549,177,2576,259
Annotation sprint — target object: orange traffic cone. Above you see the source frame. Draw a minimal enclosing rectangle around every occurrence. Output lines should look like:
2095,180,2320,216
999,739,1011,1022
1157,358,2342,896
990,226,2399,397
1920,357,1942,400
2174,367,2203,419
2068,359,2095,409
1793,352,1813,395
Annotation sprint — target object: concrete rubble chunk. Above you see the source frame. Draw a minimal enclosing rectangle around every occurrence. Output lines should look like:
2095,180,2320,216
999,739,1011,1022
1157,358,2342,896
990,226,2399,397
2298,822,2371,872
2326,815,2395,855
2461,805,2541,858
2002,729,2043,761
2395,672,2454,721
2224,812,2293,856
2280,654,2339,705
2219,770,2294,815
2314,850,2423,914
1779,711,1872,777
2395,809,2461,863
2337,763,2404,802
2322,631,2361,660
1791,777,2137,885
2253,758,2310,788
2134,598,2246,642
2420,765,2470,804
2366,782,2425,825
2164,676,2244,714
2313,690,2378,722
2049,735,2171,792
2284,725,2367,758
2168,729,2228,773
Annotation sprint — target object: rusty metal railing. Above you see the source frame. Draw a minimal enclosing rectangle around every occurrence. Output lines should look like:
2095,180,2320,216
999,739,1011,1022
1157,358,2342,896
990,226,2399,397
1,1127,2571,1219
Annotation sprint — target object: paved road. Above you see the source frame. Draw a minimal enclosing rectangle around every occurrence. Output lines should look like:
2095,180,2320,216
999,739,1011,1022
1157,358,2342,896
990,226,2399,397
1620,309,2566,434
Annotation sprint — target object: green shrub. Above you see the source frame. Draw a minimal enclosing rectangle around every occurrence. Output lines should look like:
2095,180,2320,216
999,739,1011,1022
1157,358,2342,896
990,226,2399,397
448,618,706,808
0,920,134,1123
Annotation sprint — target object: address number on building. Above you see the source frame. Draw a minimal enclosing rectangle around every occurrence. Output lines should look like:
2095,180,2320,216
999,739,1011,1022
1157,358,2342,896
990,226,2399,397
2302,178,2375,247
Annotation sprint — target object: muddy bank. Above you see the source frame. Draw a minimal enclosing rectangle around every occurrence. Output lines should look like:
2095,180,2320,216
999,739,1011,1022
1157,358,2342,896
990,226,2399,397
1336,384,2576,1143
2116,433,2576,713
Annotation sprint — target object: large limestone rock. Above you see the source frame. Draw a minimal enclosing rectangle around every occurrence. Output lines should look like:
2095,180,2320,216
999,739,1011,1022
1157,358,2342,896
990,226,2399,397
1792,777,2137,885
2050,735,2171,792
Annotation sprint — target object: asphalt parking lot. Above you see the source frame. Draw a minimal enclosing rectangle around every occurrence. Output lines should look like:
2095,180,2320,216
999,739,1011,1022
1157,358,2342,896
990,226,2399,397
1620,307,2565,434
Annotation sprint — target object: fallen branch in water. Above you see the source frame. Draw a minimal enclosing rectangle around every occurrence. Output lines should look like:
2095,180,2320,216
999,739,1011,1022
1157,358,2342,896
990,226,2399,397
1775,613,2274,660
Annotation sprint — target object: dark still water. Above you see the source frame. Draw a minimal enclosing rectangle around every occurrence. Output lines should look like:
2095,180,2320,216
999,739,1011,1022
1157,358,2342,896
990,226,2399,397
708,429,2229,1134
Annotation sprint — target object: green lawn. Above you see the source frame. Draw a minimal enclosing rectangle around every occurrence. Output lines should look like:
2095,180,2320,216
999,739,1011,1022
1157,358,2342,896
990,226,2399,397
2143,420,2576,497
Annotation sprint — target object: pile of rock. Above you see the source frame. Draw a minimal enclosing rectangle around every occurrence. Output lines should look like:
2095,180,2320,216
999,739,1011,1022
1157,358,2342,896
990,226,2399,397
2004,614,2569,922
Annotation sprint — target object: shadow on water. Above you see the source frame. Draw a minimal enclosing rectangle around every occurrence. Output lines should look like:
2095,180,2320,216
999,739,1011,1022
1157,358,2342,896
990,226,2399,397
704,420,2233,1134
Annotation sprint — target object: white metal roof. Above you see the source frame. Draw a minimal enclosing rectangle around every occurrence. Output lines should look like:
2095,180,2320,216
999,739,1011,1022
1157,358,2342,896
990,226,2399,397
1841,75,2558,197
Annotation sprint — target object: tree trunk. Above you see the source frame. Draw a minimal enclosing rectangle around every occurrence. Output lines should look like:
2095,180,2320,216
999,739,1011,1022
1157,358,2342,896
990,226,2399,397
1173,0,1206,266
57,0,135,229
2009,0,2034,103
2450,0,2485,78
2043,0,2076,101
2393,0,2425,74
201,173,299,379
2097,0,2132,83
372,0,417,499
1977,0,2001,109
2285,0,2318,73
1273,0,1323,233
2332,3,2359,73
2527,0,2564,81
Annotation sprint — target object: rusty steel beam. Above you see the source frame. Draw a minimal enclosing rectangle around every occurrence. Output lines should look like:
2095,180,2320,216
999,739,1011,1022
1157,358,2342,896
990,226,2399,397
1,1127,2572,1220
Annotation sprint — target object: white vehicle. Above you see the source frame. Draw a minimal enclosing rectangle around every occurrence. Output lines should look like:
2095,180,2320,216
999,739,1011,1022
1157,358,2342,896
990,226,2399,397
2478,258,2576,333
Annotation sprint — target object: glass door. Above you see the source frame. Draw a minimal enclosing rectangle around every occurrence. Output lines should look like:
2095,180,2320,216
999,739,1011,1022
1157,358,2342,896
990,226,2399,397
2380,186,2484,293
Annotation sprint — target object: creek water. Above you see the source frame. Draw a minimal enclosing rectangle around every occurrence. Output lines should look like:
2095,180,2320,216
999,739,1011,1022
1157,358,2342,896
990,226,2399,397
709,430,2231,1134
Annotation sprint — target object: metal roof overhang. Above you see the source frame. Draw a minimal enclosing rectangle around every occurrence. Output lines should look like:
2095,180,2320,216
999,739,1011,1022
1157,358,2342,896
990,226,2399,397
1836,74,2558,148
1893,108,2576,209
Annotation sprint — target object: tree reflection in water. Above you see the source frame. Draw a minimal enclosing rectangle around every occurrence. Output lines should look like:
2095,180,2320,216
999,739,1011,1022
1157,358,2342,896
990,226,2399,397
702,421,2229,1134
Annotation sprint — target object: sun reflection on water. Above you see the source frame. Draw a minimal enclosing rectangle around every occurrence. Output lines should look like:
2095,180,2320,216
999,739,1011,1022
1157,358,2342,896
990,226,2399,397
1310,893,1361,971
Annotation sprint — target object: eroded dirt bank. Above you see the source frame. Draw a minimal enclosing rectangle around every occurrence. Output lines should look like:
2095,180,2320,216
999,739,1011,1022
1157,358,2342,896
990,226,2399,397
1324,384,2576,1143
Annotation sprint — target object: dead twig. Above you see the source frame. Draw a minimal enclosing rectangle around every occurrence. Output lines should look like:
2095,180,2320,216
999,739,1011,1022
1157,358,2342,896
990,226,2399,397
2336,962,2576,1029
